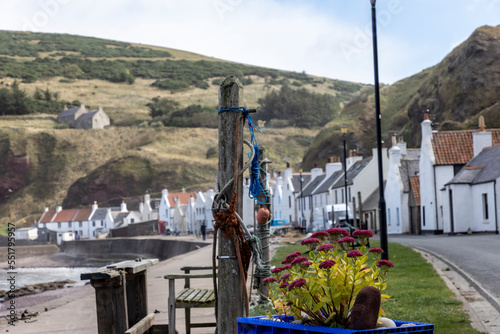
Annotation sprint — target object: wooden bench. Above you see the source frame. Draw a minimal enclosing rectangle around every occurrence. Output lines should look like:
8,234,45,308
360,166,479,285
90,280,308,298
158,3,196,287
164,266,217,334
81,258,159,334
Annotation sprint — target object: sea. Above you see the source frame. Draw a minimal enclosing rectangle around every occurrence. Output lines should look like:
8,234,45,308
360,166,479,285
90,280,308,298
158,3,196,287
0,267,97,290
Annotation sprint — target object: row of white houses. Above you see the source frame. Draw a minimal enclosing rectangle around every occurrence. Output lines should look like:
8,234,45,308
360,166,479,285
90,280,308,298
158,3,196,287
37,112,500,241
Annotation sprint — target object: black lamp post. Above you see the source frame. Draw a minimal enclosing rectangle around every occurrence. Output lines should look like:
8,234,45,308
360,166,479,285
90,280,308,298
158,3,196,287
342,125,349,224
370,0,389,260
299,169,304,228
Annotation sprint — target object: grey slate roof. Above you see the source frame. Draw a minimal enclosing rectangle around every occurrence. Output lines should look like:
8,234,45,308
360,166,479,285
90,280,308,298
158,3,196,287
59,106,80,118
301,175,326,197
446,145,500,185
332,158,372,188
291,173,311,194
77,110,98,120
113,212,128,224
405,149,421,160
399,159,420,193
90,208,109,221
314,170,344,194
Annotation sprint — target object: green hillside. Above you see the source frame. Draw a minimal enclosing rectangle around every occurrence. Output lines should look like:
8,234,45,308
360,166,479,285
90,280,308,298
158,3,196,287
0,31,367,229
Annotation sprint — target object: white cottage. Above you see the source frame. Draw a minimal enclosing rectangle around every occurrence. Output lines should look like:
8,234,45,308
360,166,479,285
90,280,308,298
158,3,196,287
419,112,500,233
384,137,420,234
442,141,500,234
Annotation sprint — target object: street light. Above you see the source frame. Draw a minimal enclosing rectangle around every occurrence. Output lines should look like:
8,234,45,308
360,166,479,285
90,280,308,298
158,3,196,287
341,125,349,225
299,169,304,228
370,0,389,260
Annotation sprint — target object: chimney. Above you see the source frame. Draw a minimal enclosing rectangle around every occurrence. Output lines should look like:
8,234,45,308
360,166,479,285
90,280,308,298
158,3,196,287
283,163,292,181
325,157,342,178
44,207,49,212
120,200,128,212
389,145,402,167
182,187,186,193
92,201,98,212
56,205,62,213
397,136,407,156
310,165,323,181
144,193,150,204
139,199,144,213
473,116,492,157
421,109,433,150
162,186,169,198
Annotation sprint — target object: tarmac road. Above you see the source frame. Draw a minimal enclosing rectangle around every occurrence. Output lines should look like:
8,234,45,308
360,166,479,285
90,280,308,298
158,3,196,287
387,234,500,301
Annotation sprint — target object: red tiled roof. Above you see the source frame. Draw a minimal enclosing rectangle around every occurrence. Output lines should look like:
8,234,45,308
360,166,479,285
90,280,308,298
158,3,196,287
410,175,420,206
74,208,93,221
168,192,197,206
52,209,79,223
39,210,57,223
432,129,500,165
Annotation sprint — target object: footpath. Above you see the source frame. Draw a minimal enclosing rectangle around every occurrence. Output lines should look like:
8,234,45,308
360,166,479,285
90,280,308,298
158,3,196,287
1,236,499,333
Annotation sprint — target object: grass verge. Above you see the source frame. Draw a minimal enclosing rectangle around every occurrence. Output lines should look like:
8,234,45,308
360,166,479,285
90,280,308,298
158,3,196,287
250,240,480,334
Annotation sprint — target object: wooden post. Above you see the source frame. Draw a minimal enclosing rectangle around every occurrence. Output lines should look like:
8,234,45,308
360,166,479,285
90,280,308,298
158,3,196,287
92,273,128,334
352,196,357,228
257,147,271,301
217,76,246,333
358,191,364,228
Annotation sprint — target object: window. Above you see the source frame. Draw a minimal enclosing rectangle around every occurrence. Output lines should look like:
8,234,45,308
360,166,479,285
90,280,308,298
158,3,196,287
423,206,426,226
396,207,400,226
289,196,291,208
68,222,72,228
79,221,83,228
482,193,489,220
92,221,96,227
388,208,391,226
57,222,61,228
335,190,338,204
101,220,104,227
348,188,351,202
341,189,344,203
131,219,134,224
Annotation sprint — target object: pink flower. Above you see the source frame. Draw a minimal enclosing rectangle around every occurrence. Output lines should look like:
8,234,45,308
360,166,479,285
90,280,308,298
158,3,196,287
347,250,363,258
316,244,334,252
271,266,284,274
338,237,356,244
377,260,395,268
285,251,302,262
283,264,292,270
279,282,289,289
291,256,308,266
281,273,291,281
301,238,321,245
311,231,330,239
326,228,349,236
263,277,278,284
369,248,384,254
282,258,292,264
301,261,312,267
288,278,307,290
318,260,336,269
352,229,374,238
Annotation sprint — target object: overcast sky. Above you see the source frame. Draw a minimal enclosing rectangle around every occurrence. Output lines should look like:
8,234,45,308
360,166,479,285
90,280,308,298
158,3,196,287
0,0,499,84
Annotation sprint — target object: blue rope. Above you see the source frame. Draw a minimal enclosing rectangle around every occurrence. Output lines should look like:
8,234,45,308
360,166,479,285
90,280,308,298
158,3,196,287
218,107,266,203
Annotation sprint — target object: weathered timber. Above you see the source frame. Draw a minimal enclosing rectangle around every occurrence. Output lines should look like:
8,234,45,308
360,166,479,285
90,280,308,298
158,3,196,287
165,266,217,334
81,258,158,334
217,76,246,333
125,313,155,334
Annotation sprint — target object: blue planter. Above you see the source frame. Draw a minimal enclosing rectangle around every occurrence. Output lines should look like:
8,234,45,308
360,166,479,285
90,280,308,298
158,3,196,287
237,316,434,334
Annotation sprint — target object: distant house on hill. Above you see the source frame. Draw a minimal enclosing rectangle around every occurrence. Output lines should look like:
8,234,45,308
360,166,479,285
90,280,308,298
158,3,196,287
57,104,110,129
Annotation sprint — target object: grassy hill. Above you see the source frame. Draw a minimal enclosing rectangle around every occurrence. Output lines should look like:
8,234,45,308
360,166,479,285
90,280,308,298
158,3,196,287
0,31,367,229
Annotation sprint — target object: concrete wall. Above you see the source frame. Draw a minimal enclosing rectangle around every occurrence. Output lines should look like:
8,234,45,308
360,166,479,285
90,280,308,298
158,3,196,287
60,238,208,261
0,244,59,261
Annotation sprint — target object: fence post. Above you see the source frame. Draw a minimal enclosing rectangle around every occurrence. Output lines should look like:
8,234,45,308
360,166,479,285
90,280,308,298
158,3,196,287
216,76,246,333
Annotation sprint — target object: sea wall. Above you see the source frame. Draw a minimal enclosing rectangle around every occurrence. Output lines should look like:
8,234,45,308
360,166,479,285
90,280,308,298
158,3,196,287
0,244,59,261
59,238,208,261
